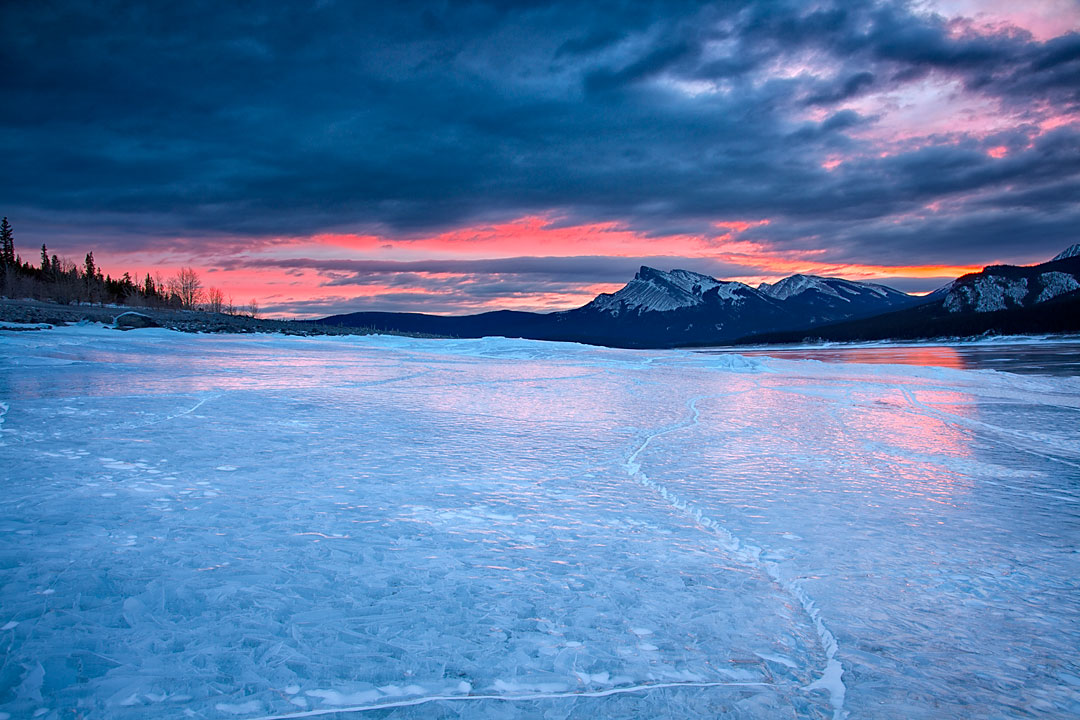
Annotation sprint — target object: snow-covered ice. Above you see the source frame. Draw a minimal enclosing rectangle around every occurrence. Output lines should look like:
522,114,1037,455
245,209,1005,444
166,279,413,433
1,325,1078,719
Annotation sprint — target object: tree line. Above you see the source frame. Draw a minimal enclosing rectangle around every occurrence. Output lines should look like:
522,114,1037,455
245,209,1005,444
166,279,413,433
0,217,259,316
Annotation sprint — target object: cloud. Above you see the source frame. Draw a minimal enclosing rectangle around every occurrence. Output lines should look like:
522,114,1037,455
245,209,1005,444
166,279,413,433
1,0,1077,313
228,254,762,285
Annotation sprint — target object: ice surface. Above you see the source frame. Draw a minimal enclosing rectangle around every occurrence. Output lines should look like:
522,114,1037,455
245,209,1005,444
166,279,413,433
1,325,1079,719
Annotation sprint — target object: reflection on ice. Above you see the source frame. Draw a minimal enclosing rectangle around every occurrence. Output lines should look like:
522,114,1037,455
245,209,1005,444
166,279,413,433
1,325,1078,719
703,337,1080,376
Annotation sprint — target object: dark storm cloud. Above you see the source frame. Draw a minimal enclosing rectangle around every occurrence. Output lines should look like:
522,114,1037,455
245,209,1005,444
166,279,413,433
228,254,759,287
1,0,1077,266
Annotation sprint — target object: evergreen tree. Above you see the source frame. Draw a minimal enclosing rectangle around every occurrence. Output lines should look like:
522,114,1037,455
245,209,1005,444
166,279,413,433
41,244,49,273
84,252,95,281
1,217,14,267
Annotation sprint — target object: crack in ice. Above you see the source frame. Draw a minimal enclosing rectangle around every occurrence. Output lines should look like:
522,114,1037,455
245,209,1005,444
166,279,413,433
246,680,777,719
138,393,220,427
624,393,848,720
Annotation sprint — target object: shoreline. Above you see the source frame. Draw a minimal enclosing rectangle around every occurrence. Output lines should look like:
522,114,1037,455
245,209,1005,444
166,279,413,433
0,298,412,337
5,298,1078,349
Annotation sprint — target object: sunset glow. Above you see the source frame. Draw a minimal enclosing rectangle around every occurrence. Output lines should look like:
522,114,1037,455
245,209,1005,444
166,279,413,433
3,0,1077,316
74,215,990,318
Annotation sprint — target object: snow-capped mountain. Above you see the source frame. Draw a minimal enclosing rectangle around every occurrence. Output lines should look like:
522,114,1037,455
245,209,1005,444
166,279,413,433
583,267,916,328
757,274,903,302
585,266,748,315
755,274,916,326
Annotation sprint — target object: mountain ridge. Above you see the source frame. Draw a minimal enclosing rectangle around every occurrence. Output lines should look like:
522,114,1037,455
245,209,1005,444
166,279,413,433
738,250,1080,344
319,265,920,347
318,248,1078,347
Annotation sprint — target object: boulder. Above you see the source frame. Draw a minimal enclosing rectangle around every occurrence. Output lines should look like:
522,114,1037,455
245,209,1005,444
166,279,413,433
114,311,158,329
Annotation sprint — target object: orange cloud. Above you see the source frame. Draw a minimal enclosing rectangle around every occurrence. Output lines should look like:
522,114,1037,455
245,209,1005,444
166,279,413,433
308,215,769,260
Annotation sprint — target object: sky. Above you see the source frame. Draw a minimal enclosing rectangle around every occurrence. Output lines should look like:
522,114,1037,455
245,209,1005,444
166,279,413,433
2,0,1079,317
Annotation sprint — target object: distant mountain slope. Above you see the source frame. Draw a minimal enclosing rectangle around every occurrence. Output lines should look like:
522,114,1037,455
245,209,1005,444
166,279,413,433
940,257,1080,313
756,274,916,327
739,252,1080,344
319,266,919,348
1053,244,1080,261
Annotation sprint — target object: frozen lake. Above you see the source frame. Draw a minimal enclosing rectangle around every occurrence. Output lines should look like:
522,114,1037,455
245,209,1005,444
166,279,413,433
1,326,1078,719
700,338,1080,376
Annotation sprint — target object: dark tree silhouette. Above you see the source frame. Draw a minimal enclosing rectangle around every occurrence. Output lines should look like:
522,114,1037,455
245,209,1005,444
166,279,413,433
0,217,14,267
0,217,246,311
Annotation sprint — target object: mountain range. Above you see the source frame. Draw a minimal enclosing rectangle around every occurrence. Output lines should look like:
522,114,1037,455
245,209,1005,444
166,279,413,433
745,245,1080,345
318,245,1080,347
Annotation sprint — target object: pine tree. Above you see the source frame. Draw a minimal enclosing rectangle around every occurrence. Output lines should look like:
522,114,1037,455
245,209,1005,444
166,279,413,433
84,252,95,281
0,217,14,267
41,244,49,273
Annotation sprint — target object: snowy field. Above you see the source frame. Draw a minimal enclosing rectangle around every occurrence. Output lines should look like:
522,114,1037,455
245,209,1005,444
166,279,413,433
1,326,1078,719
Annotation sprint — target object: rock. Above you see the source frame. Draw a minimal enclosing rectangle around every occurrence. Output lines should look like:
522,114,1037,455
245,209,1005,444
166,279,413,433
114,311,158,329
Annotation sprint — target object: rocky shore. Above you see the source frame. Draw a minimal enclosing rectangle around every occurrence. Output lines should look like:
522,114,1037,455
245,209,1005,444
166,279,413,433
0,298,417,337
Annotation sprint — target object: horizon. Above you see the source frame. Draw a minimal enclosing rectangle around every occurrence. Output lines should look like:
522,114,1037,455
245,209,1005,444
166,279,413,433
3,1,1078,318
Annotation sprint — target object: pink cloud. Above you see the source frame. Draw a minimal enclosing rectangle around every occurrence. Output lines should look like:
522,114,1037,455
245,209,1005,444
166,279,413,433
920,0,1080,41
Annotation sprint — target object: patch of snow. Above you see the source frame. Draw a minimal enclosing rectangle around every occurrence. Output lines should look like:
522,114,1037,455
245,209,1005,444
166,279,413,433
0,322,53,331
214,700,262,714
944,275,1029,313
307,688,381,706
1035,272,1080,303
1051,244,1080,261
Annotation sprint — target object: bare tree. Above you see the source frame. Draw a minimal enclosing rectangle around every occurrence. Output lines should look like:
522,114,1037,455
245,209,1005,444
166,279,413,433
247,298,259,319
170,267,203,309
205,286,225,313
224,294,236,315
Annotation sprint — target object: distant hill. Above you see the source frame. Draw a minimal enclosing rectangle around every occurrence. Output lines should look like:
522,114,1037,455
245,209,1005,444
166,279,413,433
318,266,919,348
738,251,1080,345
